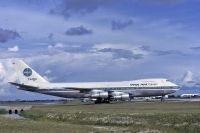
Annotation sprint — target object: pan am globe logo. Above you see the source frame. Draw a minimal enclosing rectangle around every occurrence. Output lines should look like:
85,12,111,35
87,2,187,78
23,68,32,77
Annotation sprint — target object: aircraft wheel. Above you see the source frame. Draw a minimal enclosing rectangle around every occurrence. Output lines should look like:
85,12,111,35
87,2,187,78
104,100,110,104
95,99,102,104
161,95,165,102
94,100,99,104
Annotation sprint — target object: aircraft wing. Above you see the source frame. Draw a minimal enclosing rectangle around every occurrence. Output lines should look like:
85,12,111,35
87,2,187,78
63,87,92,92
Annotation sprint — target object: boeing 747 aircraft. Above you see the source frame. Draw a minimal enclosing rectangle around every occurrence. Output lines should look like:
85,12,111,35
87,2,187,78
9,60,180,103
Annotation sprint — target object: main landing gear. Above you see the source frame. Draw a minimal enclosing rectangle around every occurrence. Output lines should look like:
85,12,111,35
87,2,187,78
94,98,110,104
161,95,165,102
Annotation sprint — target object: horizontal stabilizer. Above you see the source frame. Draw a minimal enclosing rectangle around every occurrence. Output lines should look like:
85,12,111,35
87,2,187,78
9,82,38,89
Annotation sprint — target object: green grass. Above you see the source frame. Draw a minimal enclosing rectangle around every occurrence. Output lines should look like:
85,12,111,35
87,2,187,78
1,101,200,133
0,109,7,114
0,117,122,133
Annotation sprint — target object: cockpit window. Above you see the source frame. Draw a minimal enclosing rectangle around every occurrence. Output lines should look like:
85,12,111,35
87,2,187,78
166,80,170,82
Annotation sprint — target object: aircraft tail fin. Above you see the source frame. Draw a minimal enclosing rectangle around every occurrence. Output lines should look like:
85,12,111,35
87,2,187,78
11,59,48,85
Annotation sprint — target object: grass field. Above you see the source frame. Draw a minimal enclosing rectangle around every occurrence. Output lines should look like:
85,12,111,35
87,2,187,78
0,109,7,114
0,101,200,133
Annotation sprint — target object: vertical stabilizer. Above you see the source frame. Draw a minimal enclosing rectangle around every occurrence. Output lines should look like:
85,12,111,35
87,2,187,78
11,59,48,85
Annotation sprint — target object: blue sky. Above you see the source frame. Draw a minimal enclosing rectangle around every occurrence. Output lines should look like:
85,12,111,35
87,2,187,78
0,0,200,100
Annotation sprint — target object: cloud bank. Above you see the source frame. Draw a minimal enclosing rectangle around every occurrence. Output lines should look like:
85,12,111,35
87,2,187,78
0,28,20,43
8,45,19,52
65,26,93,36
111,19,133,31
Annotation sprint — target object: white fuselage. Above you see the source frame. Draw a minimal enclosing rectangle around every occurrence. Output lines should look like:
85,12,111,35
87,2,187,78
18,78,179,99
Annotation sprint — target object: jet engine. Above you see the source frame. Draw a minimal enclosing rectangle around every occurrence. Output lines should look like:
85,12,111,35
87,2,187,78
90,90,108,98
110,91,130,100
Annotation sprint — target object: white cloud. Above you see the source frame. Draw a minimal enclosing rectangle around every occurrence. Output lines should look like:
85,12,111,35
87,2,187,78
43,76,56,82
1,60,17,83
48,45,53,49
0,60,17,96
93,43,130,50
0,63,6,81
48,43,65,50
45,69,52,74
54,43,64,48
93,43,149,55
0,88,7,96
8,45,19,52
182,71,193,83
22,49,138,82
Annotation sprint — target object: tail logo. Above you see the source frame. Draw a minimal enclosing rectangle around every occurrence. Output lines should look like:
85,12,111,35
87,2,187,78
23,68,32,77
